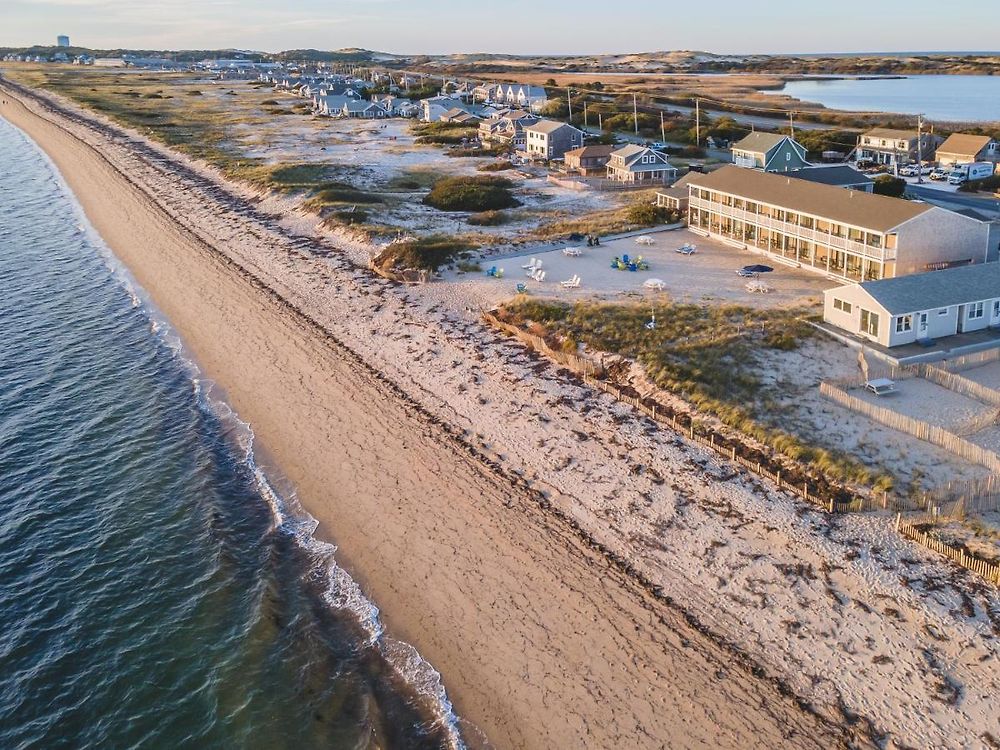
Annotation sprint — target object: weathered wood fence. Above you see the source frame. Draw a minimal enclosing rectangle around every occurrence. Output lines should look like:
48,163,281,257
818,381,1000,473
896,516,1000,585
483,311,603,377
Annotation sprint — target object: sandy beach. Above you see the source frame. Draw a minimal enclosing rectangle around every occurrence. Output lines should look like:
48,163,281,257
2,78,997,749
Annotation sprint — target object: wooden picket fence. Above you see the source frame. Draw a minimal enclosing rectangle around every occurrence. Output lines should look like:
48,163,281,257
819,382,1000,473
896,516,1000,585
921,363,1000,408
483,312,603,377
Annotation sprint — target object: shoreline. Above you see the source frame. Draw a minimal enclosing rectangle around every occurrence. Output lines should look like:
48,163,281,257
0,83,850,748
4,77,997,749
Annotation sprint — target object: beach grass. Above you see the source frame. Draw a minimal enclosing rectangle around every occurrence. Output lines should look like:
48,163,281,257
498,298,887,487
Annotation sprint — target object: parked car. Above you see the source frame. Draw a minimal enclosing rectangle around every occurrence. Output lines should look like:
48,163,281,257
899,164,919,176
929,167,950,181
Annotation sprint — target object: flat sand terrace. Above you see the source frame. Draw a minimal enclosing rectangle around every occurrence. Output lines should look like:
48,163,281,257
438,228,832,310
5,80,999,749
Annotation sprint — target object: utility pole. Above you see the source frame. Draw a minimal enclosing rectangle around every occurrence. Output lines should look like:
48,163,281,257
916,113,925,184
695,98,700,147
633,92,639,136
599,112,603,132
660,110,665,144
789,110,795,138
584,99,589,130
567,88,573,122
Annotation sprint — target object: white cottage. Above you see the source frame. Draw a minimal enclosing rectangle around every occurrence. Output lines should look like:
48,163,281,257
824,262,1000,347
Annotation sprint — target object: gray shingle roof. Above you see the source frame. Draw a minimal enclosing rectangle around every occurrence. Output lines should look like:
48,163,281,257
786,165,873,188
856,262,1000,315
732,132,789,154
524,119,578,135
687,166,931,232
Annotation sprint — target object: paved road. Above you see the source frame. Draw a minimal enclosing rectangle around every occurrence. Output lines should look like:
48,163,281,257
907,183,1000,218
657,101,835,132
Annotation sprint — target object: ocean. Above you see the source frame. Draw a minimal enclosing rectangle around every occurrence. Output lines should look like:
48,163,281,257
0,117,465,748
770,74,1000,123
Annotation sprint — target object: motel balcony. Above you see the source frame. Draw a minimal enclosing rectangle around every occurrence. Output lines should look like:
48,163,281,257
688,196,894,263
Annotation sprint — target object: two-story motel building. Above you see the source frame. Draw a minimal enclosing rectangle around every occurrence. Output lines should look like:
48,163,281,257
684,166,990,282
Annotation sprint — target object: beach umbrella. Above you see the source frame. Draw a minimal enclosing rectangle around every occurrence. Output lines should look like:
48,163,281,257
742,264,774,273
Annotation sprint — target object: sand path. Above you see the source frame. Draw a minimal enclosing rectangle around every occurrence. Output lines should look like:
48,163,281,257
0,86,849,748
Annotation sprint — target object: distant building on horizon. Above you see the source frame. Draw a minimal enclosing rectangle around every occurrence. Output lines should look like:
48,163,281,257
57,35,70,47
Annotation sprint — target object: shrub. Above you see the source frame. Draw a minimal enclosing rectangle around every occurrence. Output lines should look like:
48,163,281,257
872,174,906,198
467,210,510,226
326,208,369,225
478,160,514,172
424,176,520,212
310,182,383,205
624,202,670,226
959,174,1000,193
375,234,473,271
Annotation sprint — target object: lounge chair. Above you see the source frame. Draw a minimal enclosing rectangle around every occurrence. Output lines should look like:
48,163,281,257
675,244,696,255
560,274,581,288
515,283,528,294
532,270,546,282
521,257,538,269
562,247,582,257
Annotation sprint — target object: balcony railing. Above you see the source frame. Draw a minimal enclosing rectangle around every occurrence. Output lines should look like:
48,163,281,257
688,197,892,261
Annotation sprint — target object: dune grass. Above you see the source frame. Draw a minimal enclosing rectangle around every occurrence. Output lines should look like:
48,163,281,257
497,298,886,487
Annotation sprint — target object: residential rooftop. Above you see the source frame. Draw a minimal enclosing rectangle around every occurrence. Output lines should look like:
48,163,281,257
687,165,932,232
731,131,790,153
785,165,873,187
863,127,919,140
523,119,576,134
850,262,1000,314
936,133,994,155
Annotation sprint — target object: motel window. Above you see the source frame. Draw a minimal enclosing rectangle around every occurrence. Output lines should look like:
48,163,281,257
994,301,1000,318
938,308,949,316
833,298,852,313
969,302,985,320
895,315,912,333
860,309,880,337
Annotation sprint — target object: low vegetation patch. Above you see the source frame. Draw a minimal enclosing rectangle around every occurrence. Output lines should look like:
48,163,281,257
478,160,515,172
412,121,479,145
495,299,882,487
374,234,474,271
424,175,520,212
467,210,511,226
307,182,383,207
624,202,679,226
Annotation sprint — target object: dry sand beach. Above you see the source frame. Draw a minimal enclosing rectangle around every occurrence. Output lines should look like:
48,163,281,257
2,79,998,749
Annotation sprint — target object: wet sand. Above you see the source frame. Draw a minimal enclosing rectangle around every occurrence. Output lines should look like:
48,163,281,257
0,84,852,748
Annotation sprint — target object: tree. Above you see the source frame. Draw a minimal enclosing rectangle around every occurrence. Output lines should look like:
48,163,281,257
872,174,906,198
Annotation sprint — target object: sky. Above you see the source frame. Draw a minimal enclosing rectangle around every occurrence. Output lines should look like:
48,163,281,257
3,0,997,55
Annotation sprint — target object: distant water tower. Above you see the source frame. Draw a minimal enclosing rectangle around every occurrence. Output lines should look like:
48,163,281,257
57,35,70,47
